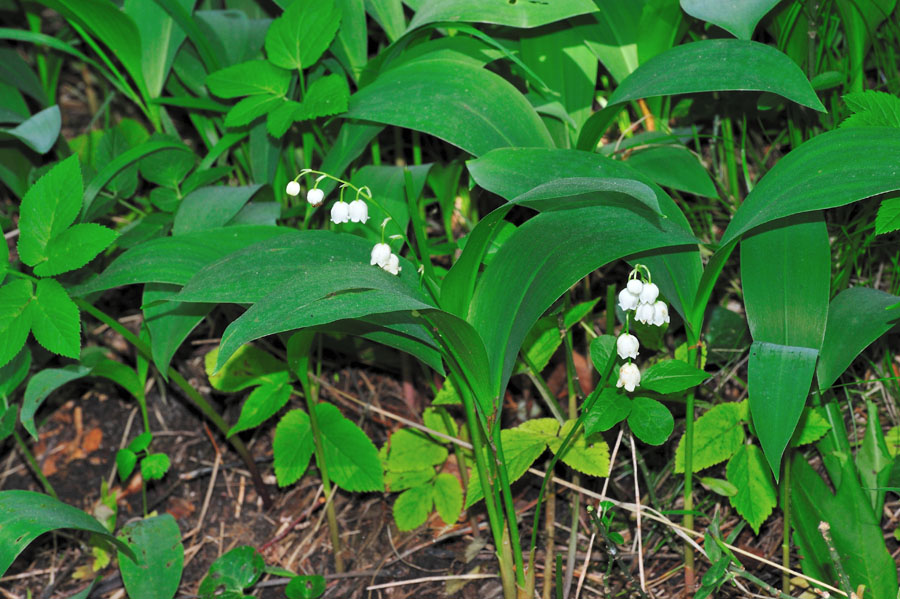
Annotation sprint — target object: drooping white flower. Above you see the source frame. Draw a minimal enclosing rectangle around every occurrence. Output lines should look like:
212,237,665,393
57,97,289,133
286,180,301,196
639,282,659,305
635,302,655,325
382,253,401,276
616,363,641,392
331,201,350,224
651,301,670,326
618,288,640,311
371,243,391,267
616,333,640,360
348,199,369,223
307,188,325,206
626,279,643,295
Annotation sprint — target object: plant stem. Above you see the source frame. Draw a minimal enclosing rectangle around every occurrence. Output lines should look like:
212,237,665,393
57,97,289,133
491,421,527,587
73,298,272,508
683,331,700,591
721,116,741,207
781,451,792,595
14,429,57,499
561,307,582,598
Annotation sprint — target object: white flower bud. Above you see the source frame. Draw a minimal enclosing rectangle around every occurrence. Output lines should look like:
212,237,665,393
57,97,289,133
635,302,655,325
348,199,369,223
307,188,325,206
381,253,401,276
330,201,349,224
370,243,391,267
618,288,640,311
651,301,670,327
639,282,659,305
616,333,640,360
286,180,301,196
626,279,643,295
616,363,641,392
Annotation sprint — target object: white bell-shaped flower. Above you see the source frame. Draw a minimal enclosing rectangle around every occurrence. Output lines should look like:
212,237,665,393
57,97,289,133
618,288,640,311
651,301,670,326
382,253,401,276
348,199,369,223
331,201,350,224
616,363,641,392
627,279,643,295
635,302,655,325
286,180,301,196
371,243,391,267
307,188,325,206
639,282,659,305
616,333,640,360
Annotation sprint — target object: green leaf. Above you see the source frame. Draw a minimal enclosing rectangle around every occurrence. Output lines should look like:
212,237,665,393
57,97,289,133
408,0,598,30
700,477,738,497
30,279,79,359
680,0,782,39
0,490,131,575
432,378,461,406
33,223,118,277
266,100,301,138
675,402,746,473
205,344,290,393
817,287,900,390
725,444,776,534
422,407,459,440
0,404,17,445
841,90,900,128
722,128,900,245
138,135,195,188
346,59,553,157
856,401,893,516
583,387,632,436
128,431,153,453
224,94,283,128
608,39,824,112
123,0,189,98
387,428,448,472
886,426,900,458
228,381,293,437
116,449,138,481
622,144,718,198
0,348,30,398
393,483,433,531
548,420,611,477
627,396,674,446
588,335,617,387
273,409,314,486
198,546,265,597
17,154,82,267
206,60,291,99
875,196,900,234
519,298,601,375
639,360,709,394
285,575,326,599
173,185,263,234
20,365,92,439
432,473,462,526
294,74,350,121
140,453,170,481
265,0,342,71
385,466,434,492
144,283,212,375
1,105,61,154
0,280,34,369
118,515,183,599
332,0,366,79
317,403,383,492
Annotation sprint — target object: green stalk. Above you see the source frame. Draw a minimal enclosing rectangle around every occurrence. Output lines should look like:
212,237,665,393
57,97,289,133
781,451,792,595
561,309,581,598
14,429,57,499
721,116,741,207
74,298,272,508
682,331,700,591
490,421,526,588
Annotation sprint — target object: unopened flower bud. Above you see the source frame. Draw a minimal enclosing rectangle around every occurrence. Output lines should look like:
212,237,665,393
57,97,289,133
616,363,641,392
307,188,325,206
627,279,643,295
286,180,301,196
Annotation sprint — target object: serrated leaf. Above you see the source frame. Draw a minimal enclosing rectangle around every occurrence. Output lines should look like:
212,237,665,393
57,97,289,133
295,75,349,121
128,431,153,453
205,345,290,392
317,403,383,492
385,466,434,492
116,449,138,481
224,94,284,128
33,223,118,277
0,280,34,369
627,396,674,446
265,0,342,71
17,155,83,266
206,60,291,99
30,278,80,359
140,453,170,481
726,444,776,534
886,426,900,458
273,409,314,486
790,407,831,447
548,420,611,477
640,359,709,394
840,90,900,129
432,473,462,526
266,100,301,138
387,428,448,472
675,402,746,473
422,407,458,441
875,196,900,234
393,483,433,531
228,381,293,437
432,378,460,405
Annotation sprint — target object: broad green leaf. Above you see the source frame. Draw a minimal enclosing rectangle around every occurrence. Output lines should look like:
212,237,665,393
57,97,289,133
817,287,900,390
205,345,289,393
627,396,674,446
116,449,138,480
17,154,82,267
519,298,601,375
265,0,341,71
422,408,458,440
700,477,737,497
835,0,897,93
0,348,30,398
198,546,265,597
639,360,709,394
144,283,212,375
0,279,34,368
21,365,92,439
841,90,900,128
228,381,293,437
317,402,383,492
295,74,350,121
393,483,433,531
206,60,291,99
432,378,460,406
1,105,60,153
123,0,190,98
30,279,80,359
722,128,900,245
138,135,195,187
91,359,145,406
725,444,776,534
432,472,462,526
588,335,617,387
622,144,718,198
0,490,131,575
332,0,366,79
583,387,632,435
856,401,893,516
366,0,405,41
887,426,900,458
173,185,263,234
875,196,900,234
748,341,818,479
548,420,611,477
387,428,448,472
273,409,314,486
34,223,118,277
608,39,824,112
225,94,283,128
346,59,553,157
140,453,170,481
675,402,745,473
680,0,782,39
285,575,326,599
128,432,153,453
385,466,434,492
118,515,183,599
584,0,640,84
408,0,597,30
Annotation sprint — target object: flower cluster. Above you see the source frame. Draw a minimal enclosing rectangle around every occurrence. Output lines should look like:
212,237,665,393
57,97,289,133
615,266,670,393
286,172,402,276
